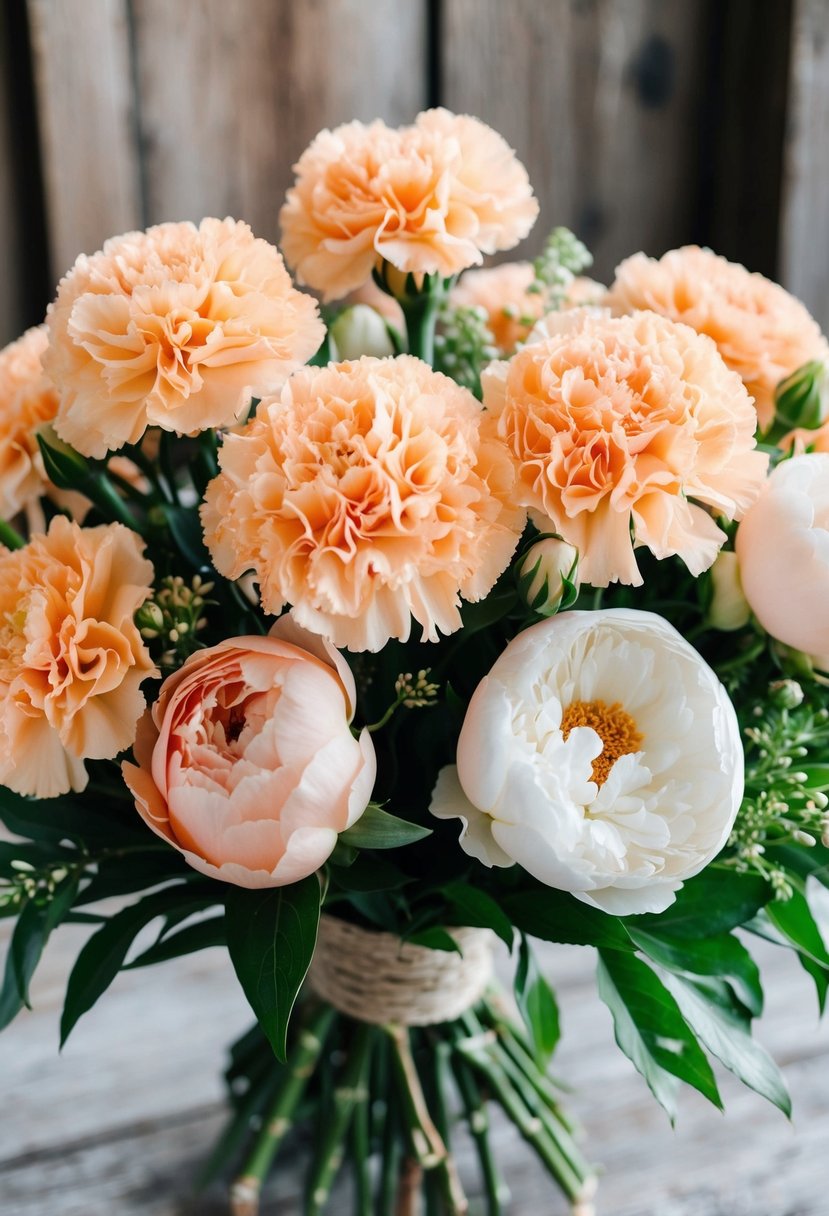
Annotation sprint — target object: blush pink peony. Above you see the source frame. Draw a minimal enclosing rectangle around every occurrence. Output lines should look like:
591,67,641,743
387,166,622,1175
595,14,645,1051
0,326,59,520
45,218,324,458
735,453,829,663
122,618,376,888
0,517,156,797
481,309,768,587
202,354,525,652
608,245,828,430
279,110,538,301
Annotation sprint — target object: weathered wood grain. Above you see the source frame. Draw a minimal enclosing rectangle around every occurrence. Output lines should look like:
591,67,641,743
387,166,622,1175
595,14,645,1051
26,0,143,283
441,0,707,281
1,917,826,1215
125,0,428,245
779,0,829,329
0,13,21,345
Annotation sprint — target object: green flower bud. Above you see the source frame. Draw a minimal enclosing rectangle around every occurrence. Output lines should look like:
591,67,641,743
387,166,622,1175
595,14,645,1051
707,551,750,631
518,537,579,616
329,305,395,360
768,678,805,710
773,360,829,433
135,601,165,634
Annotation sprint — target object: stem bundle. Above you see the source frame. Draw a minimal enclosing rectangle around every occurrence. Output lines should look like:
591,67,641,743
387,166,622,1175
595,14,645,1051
218,991,596,1216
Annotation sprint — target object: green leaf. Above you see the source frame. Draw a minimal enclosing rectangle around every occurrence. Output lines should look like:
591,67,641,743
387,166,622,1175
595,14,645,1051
61,885,212,1045
628,870,769,940
36,426,91,490
338,804,432,850
627,926,763,1018
766,889,829,970
161,503,211,570
406,926,462,954
597,949,721,1120
0,784,148,850
0,877,78,1030
125,916,225,968
502,886,633,951
225,877,321,1062
443,882,515,949
515,934,560,1064
663,974,791,1116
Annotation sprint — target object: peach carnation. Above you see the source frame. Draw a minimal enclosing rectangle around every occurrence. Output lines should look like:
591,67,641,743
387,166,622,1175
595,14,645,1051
452,264,605,354
45,218,324,458
0,326,59,520
609,246,828,430
122,617,376,889
279,110,539,301
202,354,525,651
0,517,156,797
481,309,768,587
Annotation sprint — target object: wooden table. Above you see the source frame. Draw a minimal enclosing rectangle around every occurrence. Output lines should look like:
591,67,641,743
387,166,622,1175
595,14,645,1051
1,918,826,1215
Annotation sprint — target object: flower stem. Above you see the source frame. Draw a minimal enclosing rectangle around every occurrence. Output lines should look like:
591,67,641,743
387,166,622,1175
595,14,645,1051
386,1023,447,1169
350,1059,372,1216
306,1019,373,1216
230,1005,334,1216
0,518,24,549
452,1054,509,1216
402,293,441,365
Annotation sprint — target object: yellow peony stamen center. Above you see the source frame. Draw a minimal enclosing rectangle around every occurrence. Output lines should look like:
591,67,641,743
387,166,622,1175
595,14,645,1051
560,699,644,787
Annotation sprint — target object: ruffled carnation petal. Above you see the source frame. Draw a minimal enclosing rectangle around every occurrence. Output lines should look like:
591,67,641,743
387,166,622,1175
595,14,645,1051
45,217,324,457
202,355,525,652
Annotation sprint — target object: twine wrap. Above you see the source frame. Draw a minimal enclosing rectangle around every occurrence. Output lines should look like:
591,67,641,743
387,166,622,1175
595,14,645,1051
308,915,494,1026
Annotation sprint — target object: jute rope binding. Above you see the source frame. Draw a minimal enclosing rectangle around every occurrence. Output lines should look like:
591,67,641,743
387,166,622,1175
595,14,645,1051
308,914,494,1026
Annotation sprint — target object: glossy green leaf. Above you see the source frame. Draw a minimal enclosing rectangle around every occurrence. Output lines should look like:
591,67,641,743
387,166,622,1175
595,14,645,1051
627,926,763,1017
61,885,211,1045
125,916,226,969
338,804,432,850
406,926,462,954
225,877,321,1062
515,934,560,1064
503,886,633,951
0,876,78,1030
663,974,791,1116
628,870,769,940
597,949,721,1120
766,889,829,970
443,881,515,949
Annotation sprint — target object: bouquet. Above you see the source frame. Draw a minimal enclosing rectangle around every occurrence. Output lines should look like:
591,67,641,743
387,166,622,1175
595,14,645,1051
2,107,829,1216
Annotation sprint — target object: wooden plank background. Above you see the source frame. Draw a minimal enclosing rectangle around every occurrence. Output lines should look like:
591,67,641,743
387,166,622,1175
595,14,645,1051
0,0,828,346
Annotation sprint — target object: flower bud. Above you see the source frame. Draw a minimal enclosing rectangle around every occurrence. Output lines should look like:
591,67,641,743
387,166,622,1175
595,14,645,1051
134,601,164,635
773,360,829,432
329,305,395,360
768,678,805,710
707,551,750,631
518,537,579,616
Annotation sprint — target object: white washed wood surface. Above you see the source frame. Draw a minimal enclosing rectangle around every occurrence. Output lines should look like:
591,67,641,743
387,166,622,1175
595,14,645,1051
0,916,826,1215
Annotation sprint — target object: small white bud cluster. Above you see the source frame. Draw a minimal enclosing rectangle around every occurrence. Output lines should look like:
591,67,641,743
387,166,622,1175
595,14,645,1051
394,669,440,709
136,574,214,666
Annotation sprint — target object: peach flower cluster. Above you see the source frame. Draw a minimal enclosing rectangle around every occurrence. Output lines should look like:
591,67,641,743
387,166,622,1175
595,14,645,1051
123,618,376,889
279,110,539,301
0,517,156,797
202,354,525,651
45,218,324,458
0,326,59,520
451,263,604,354
481,309,768,587
609,246,828,430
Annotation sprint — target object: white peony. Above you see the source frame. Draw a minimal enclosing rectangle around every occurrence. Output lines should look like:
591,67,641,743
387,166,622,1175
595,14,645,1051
736,453,829,665
430,608,743,915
